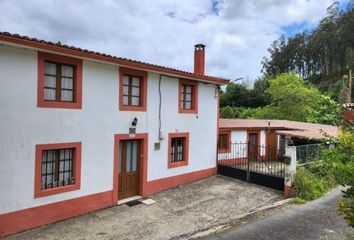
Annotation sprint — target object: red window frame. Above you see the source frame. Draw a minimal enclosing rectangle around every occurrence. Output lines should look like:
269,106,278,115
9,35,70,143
34,142,81,198
37,52,83,109
178,79,198,114
119,67,147,111
167,132,189,168
217,131,231,153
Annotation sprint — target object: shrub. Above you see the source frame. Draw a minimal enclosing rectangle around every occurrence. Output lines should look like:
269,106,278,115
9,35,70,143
293,168,329,201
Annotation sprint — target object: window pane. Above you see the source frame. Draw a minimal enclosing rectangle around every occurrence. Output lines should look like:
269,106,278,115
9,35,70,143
123,86,129,95
123,75,129,85
132,141,138,171
61,65,74,77
185,101,191,109
185,93,191,101
118,142,122,174
185,85,192,94
132,77,140,87
126,141,131,172
45,62,56,75
61,90,73,101
44,75,56,88
61,78,73,89
44,89,56,100
59,149,65,160
123,96,129,105
132,86,140,96
171,144,175,162
131,96,140,106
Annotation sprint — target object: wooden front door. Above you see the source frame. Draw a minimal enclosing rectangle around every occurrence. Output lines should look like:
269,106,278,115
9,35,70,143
248,132,259,161
266,131,278,161
118,140,140,200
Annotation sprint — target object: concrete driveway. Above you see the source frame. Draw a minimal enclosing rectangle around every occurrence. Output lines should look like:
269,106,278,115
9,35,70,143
9,176,283,240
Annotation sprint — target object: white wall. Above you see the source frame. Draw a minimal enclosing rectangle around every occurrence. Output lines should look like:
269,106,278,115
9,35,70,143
0,45,218,214
218,129,269,159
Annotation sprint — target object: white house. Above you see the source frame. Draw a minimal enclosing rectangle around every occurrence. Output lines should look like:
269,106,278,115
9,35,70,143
0,32,228,237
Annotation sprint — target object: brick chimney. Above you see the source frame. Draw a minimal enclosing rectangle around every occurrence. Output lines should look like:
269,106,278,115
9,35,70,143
194,44,205,75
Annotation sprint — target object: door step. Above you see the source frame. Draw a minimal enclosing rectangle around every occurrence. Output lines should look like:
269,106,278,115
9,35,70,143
117,195,142,205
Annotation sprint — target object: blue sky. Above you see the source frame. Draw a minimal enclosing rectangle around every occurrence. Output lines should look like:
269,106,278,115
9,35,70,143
0,0,349,84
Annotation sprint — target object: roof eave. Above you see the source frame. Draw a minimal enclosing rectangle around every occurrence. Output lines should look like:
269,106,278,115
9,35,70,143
0,33,229,85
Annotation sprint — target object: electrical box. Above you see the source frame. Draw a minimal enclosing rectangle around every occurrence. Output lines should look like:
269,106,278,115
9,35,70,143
154,142,160,150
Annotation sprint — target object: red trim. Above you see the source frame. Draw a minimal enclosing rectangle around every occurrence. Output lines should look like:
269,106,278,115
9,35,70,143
119,67,148,111
37,52,83,109
284,185,292,197
216,90,220,166
0,33,229,85
217,131,231,153
167,132,189,169
34,142,81,198
113,133,148,203
178,79,198,114
144,167,216,196
0,190,112,237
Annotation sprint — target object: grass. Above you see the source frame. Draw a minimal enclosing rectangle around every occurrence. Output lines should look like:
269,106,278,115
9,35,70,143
292,197,307,205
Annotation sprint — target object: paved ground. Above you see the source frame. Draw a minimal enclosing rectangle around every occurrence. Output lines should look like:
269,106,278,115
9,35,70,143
8,176,283,240
200,187,354,240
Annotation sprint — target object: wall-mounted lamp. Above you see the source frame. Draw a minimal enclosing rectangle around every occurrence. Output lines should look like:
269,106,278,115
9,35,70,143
131,117,138,127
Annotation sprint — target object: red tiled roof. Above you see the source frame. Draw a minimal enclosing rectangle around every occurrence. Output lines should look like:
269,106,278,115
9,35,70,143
0,32,229,85
219,118,338,140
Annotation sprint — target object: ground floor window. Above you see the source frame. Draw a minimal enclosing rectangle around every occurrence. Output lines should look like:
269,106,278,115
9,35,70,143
35,142,81,198
218,132,231,153
41,148,75,190
168,132,189,168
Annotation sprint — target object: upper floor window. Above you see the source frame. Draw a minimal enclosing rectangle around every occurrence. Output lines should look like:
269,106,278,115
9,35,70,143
123,75,141,106
35,142,81,198
119,67,147,111
44,62,75,102
38,52,82,109
178,79,198,114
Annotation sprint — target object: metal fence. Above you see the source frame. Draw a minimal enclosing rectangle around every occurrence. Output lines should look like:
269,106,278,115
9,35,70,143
296,143,328,164
217,142,286,178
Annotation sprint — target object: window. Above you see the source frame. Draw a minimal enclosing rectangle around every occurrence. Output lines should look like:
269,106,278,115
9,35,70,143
41,148,74,190
178,79,198,114
119,67,147,111
44,62,75,102
123,75,141,107
35,142,81,198
38,52,82,109
168,132,189,168
217,132,230,153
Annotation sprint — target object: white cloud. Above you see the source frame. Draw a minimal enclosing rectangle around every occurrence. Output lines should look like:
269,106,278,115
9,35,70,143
0,0,345,81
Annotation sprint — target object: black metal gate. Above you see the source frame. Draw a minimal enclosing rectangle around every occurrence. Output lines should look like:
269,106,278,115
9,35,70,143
217,142,286,191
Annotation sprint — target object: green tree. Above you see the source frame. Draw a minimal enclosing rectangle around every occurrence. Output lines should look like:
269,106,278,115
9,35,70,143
262,1,354,98
255,72,322,121
219,106,234,118
308,94,343,125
